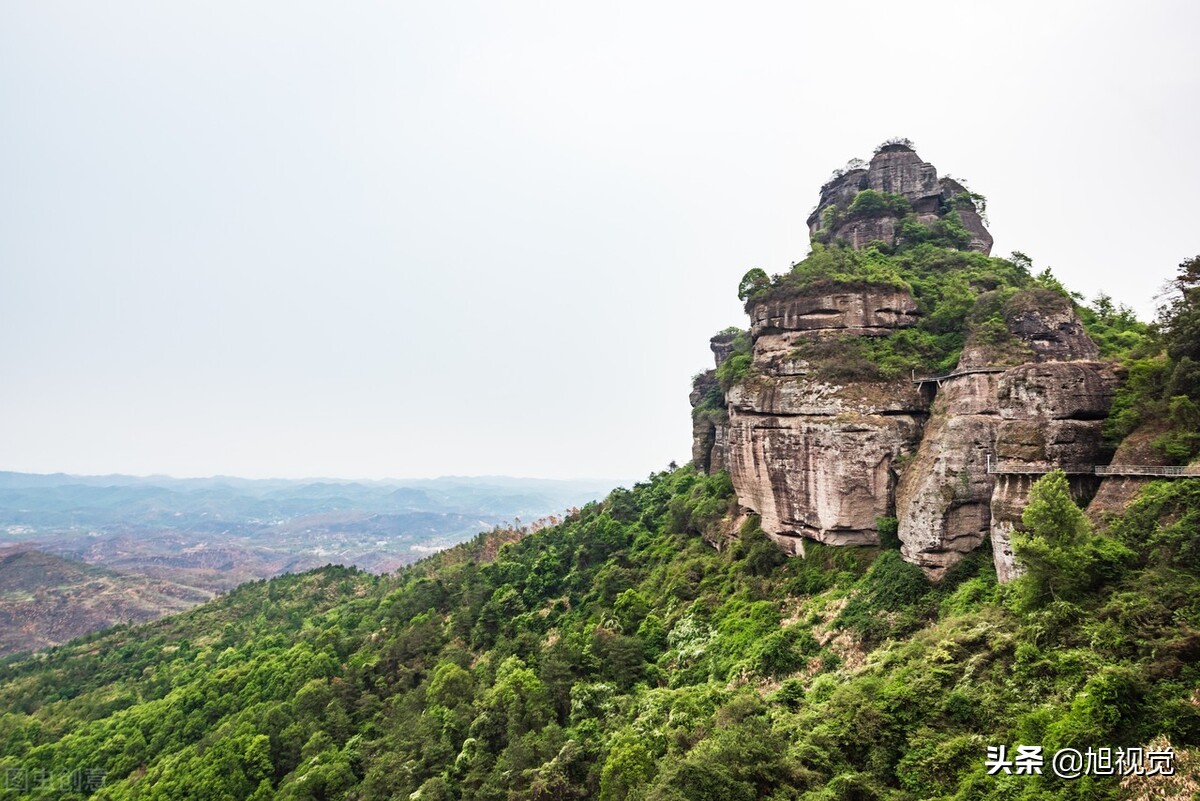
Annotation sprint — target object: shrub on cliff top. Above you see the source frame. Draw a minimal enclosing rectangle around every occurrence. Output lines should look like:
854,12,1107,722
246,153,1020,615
737,268,770,302
714,329,752,391
1095,256,1200,457
792,328,966,380
895,209,974,250
847,189,911,219
1078,293,1151,359
690,370,726,425
757,243,1031,313
874,137,915,153
756,244,1035,380
950,188,989,224
1160,255,1200,365
749,244,909,306
716,353,752,390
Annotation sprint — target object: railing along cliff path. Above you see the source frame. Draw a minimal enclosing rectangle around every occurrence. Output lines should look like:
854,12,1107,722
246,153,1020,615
985,455,1200,478
910,367,1006,387
904,374,1198,479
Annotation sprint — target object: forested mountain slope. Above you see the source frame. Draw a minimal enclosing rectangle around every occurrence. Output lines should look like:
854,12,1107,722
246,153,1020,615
1,464,1198,800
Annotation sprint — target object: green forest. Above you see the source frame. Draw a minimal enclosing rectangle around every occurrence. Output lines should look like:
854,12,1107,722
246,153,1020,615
2,465,1198,800
2,255,1199,800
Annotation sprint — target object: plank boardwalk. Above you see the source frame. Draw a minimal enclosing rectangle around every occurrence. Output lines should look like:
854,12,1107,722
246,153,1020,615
911,368,1006,387
985,458,1199,478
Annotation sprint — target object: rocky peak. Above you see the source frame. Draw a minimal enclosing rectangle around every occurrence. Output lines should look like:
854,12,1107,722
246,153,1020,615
806,141,993,255
865,145,941,206
709,331,740,368
690,143,1123,583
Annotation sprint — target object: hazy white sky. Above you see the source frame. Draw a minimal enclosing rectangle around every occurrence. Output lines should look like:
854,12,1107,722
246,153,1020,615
2,1,1197,480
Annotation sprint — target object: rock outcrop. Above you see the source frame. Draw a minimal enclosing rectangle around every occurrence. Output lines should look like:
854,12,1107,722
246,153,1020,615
1086,419,1173,524
725,373,926,553
749,289,921,340
1002,293,1100,364
894,370,1000,580
865,146,941,203
691,142,1123,581
720,284,930,553
939,177,992,256
987,358,1117,580
895,290,1115,579
806,143,993,255
689,334,739,474
690,369,725,473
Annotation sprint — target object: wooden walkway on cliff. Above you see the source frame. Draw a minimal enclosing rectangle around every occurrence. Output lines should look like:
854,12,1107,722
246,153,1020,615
911,367,1006,388
986,456,1200,478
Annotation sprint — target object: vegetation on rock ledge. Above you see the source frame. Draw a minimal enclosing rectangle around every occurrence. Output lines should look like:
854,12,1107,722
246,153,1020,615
740,243,1038,378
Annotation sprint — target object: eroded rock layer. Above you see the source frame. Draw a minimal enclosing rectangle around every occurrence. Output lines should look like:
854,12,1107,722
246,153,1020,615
708,289,1113,579
895,371,1000,580
749,289,920,339
720,284,929,552
1086,420,1175,524
988,360,1116,580
725,376,926,552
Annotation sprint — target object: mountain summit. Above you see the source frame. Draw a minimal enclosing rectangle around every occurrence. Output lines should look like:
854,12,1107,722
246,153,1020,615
692,141,1150,580
806,140,993,254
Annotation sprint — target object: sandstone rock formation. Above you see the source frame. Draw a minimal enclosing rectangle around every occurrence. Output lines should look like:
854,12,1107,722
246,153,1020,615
806,143,994,255
1086,419,1174,524
689,369,724,473
895,290,1115,579
894,371,1000,580
988,358,1117,580
748,289,921,341
691,142,1123,581
689,334,739,474
1002,292,1100,364
724,374,926,553
939,177,992,255
708,330,740,368
718,284,930,553
865,146,941,202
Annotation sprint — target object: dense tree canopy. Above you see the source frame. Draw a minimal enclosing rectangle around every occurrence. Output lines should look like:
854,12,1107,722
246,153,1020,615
0,464,1197,800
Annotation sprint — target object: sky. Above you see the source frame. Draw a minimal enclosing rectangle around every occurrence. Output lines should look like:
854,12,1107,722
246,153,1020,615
2,1,1198,481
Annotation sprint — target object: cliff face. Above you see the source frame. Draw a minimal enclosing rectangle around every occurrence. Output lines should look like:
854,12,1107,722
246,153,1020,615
691,142,1119,581
894,370,1000,580
749,288,921,340
721,287,929,553
895,290,1115,580
726,382,926,552
987,359,1117,579
1085,420,1174,524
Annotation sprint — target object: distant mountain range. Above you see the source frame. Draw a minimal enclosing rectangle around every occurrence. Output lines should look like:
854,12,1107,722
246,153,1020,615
0,471,621,654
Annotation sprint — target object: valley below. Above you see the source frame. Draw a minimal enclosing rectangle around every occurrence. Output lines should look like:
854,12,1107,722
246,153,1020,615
0,472,614,655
